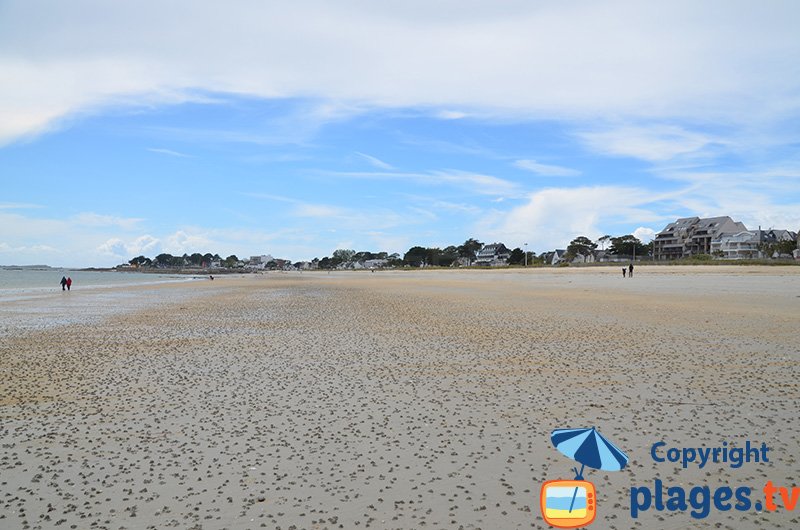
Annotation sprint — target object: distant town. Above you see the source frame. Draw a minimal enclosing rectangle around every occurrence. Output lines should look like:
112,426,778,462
118,216,800,272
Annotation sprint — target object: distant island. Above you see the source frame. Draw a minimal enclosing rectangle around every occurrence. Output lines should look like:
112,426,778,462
1,265,56,270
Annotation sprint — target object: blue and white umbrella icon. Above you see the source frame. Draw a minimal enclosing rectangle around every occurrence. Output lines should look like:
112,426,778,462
550,427,629,513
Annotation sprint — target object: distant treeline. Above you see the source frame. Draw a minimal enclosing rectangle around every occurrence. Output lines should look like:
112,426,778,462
124,234,654,270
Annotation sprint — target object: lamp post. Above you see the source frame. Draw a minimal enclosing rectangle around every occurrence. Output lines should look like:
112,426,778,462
524,243,528,267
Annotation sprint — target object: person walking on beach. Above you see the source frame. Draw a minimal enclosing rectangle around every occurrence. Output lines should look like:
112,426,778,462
628,263,634,278
622,267,626,278
60,276,67,291
66,277,72,291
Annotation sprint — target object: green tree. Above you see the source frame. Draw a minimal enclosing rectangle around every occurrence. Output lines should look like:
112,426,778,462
597,235,612,251
128,255,152,267
223,255,239,267
457,238,483,264
155,253,174,267
403,246,428,267
439,246,459,267
566,236,597,260
609,235,647,257
508,247,525,265
332,249,356,263
759,239,796,258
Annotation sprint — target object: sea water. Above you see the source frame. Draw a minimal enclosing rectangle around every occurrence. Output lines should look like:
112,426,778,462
0,269,193,302
0,269,204,336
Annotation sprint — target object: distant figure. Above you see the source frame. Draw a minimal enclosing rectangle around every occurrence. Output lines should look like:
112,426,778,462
622,267,626,278
66,277,72,291
629,263,634,278
60,276,67,291
209,275,214,280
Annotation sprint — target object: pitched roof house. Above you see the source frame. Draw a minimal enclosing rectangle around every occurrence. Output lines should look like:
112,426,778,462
474,243,511,266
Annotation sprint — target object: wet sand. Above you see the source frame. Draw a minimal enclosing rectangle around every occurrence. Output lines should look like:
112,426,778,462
1,266,799,529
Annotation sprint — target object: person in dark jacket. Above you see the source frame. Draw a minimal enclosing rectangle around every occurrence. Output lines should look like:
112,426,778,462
628,263,634,278
60,276,67,291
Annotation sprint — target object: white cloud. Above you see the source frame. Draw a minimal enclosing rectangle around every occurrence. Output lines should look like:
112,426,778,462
129,235,160,254
653,165,800,231
96,235,160,259
633,227,656,242
578,125,717,161
96,238,129,258
1,1,798,144
480,186,662,250
72,212,144,230
163,230,214,255
514,159,580,176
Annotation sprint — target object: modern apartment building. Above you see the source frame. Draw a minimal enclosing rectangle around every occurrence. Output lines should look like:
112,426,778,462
653,216,747,260
711,228,798,259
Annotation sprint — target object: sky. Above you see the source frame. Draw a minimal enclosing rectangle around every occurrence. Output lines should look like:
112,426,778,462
2,0,799,267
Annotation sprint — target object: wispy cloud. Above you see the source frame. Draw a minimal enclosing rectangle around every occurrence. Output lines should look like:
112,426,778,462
398,134,503,159
293,203,348,218
244,192,298,203
147,147,192,158
435,110,467,120
355,151,395,170
401,194,482,215
0,202,43,209
321,169,519,197
514,159,580,177
72,212,144,230
578,125,719,162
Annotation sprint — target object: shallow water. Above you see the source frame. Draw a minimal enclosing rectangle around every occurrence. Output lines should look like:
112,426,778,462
0,269,194,302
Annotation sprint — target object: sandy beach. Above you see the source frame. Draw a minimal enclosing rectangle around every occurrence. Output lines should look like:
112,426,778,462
1,266,799,530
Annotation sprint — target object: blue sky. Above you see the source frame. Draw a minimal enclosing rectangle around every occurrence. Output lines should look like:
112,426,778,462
1,1,799,267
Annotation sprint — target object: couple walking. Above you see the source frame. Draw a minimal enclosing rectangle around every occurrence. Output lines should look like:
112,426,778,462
60,276,73,291
622,264,634,278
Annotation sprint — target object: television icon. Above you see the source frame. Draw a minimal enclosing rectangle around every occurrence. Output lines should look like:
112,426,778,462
540,479,596,528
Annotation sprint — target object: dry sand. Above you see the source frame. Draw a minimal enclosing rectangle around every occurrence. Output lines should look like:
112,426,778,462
1,266,799,529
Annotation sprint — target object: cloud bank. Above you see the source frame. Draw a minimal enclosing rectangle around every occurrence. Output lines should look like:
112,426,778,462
2,1,799,145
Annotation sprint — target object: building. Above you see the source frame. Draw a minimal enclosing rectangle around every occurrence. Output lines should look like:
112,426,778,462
753,228,797,249
363,259,389,269
711,228,797,259
474,243,511,266
546,249,567,265
710,231,759,259
246,254,274,269
654,216,747,260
